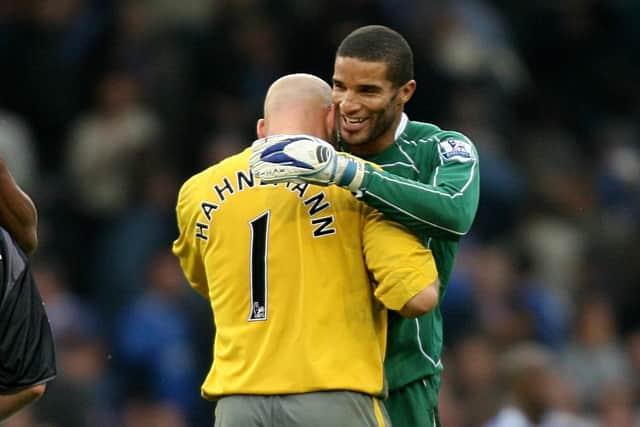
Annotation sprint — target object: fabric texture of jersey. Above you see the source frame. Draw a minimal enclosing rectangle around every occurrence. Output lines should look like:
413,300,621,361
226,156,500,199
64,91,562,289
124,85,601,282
172,147,437,399
357,114,480,390
0,227,57,392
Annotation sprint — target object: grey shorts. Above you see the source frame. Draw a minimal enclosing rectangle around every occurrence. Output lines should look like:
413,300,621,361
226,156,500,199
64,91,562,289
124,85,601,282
214,391,390,427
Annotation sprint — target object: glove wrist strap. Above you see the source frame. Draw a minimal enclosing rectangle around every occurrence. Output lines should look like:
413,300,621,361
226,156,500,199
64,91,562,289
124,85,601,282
335,156,365,192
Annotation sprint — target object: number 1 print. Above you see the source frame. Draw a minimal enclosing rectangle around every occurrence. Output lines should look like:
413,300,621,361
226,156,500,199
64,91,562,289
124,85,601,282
248,211,269,321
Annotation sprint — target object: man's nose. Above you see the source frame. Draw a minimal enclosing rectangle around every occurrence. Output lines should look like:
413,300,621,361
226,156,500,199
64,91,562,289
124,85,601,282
339,91,360,114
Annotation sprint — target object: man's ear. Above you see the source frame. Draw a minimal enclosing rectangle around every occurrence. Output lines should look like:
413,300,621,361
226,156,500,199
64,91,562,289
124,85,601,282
399,80,416,105
325,104,336,143
256,118,266,139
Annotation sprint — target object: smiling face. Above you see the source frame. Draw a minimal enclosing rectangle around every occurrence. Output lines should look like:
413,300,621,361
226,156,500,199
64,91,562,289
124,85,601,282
332,56,415,156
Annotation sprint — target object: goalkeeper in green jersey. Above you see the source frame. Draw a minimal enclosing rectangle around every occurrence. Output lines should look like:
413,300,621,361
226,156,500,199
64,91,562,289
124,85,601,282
250,25,480,427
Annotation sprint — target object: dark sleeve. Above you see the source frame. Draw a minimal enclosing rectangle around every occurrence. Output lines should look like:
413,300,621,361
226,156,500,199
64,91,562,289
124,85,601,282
0,229,56,393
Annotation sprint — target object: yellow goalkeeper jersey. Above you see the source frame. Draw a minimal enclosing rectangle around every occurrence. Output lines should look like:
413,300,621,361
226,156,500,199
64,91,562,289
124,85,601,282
172,148,437,399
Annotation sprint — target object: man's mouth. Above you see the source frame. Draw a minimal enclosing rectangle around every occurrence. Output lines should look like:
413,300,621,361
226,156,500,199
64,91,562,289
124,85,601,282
342,116,368,132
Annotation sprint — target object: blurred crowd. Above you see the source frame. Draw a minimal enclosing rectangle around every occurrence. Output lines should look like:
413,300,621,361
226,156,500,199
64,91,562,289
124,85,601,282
0,0,639,426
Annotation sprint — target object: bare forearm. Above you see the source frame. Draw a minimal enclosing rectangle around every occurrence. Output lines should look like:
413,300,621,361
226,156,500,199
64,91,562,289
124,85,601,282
399,279,440,318
0,157,38,255
0,384,46,421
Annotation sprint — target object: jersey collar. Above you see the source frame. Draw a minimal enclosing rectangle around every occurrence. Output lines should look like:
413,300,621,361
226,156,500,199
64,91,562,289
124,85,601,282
394,113,408,141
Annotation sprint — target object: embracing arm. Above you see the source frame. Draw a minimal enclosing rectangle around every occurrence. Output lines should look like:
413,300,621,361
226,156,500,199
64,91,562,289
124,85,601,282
0,157,38,255
250,132,479,240
358,132,480,240
398,279,439,318
362,207,440,318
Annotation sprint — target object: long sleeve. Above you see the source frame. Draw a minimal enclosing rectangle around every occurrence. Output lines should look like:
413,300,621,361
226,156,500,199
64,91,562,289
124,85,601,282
358,131,480,240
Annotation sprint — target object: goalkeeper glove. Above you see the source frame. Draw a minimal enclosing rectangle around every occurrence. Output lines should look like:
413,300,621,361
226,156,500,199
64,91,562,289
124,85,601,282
249,134,365,191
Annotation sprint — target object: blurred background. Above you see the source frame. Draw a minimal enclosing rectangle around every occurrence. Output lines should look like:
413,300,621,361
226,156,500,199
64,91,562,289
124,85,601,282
0,0,639,426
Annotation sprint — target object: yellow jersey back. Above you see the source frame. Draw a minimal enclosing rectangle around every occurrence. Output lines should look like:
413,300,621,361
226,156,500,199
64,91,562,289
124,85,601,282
173,148,436,399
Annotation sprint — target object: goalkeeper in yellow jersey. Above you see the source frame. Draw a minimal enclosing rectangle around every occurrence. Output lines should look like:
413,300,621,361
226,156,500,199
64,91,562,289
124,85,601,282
172,73,439,427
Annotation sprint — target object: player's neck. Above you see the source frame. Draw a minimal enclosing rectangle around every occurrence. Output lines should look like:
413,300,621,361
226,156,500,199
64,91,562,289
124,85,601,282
268,116,323,138
268,126,322,138
347,135,393,157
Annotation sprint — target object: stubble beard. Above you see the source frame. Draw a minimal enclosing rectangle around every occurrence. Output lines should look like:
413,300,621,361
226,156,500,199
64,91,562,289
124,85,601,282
340,102,399,154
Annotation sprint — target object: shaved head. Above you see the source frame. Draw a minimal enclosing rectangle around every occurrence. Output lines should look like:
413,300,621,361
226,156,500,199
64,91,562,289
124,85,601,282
258,73,334,141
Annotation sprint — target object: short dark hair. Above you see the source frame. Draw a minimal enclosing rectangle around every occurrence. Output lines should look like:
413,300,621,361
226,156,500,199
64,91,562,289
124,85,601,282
336,25,414,87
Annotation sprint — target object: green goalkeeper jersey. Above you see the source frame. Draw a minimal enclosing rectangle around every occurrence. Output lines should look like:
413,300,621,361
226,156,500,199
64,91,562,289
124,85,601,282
355,114,480,390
